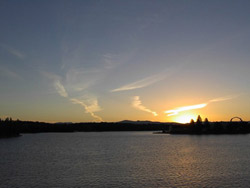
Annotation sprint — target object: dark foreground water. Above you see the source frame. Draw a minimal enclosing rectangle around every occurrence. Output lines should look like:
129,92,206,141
1,132,250,188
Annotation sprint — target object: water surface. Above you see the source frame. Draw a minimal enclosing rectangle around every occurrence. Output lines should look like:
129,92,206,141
1,132,250,187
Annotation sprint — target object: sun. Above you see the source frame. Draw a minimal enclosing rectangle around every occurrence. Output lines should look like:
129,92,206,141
172,113,197,124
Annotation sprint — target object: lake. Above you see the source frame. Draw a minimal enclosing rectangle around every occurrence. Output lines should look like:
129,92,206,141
1,132,250,187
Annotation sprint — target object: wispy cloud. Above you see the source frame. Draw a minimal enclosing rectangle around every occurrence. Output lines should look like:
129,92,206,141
208,95,237,103
0,67,22,80
65,68,100,92
165,103,207,116
132,96,158,116
8,47,25,59
54,80,68,98
42,71,104,121
103,53,118,69
165,95,238,116
71,97,103,122
111,73,166,92
0,44,25,59
42,72,68,98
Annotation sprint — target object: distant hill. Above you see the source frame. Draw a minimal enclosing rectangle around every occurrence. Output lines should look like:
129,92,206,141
118,120,168,124
55,122,73,124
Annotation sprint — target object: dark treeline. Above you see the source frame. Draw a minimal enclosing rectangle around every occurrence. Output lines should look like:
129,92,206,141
1,116,249,137
0,118,20,138
0,118,172,138
168,115,250,134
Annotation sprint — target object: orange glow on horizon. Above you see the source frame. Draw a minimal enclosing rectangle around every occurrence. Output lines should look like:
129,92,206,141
172,113,198,123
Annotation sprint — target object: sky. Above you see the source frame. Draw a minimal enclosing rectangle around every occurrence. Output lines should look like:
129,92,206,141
0,0,250,123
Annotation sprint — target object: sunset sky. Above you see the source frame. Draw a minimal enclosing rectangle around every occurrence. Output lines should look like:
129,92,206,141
0,0,250,123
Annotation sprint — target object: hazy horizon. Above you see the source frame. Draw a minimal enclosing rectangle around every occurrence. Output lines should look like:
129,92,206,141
1,0,250,123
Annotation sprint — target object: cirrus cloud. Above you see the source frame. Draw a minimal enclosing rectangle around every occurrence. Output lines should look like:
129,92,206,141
42,71,103,121
165,95,239,116
132,96,158,116
111,73,166,92
0,44,25,59
53,80,68,98
71,97,103,122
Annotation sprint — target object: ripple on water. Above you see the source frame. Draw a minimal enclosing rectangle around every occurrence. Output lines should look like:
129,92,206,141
1,133,250,187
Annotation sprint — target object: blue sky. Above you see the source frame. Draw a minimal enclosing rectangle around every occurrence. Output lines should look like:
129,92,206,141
0,0,250,122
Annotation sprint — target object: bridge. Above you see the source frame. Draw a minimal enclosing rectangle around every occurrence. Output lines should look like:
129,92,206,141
230,117,243,122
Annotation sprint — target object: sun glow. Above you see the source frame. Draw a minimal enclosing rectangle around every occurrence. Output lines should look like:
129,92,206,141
172,113,197,124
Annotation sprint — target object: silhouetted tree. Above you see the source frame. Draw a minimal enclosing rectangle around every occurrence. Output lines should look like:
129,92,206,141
196,115,202,125
194,115,203,133
190,119,195,126
204,118,210,131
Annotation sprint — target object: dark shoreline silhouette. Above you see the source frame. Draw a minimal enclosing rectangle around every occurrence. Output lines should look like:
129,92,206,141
164,121,250,135
0,117,249,138
164,116,250,135
0,119,172,138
